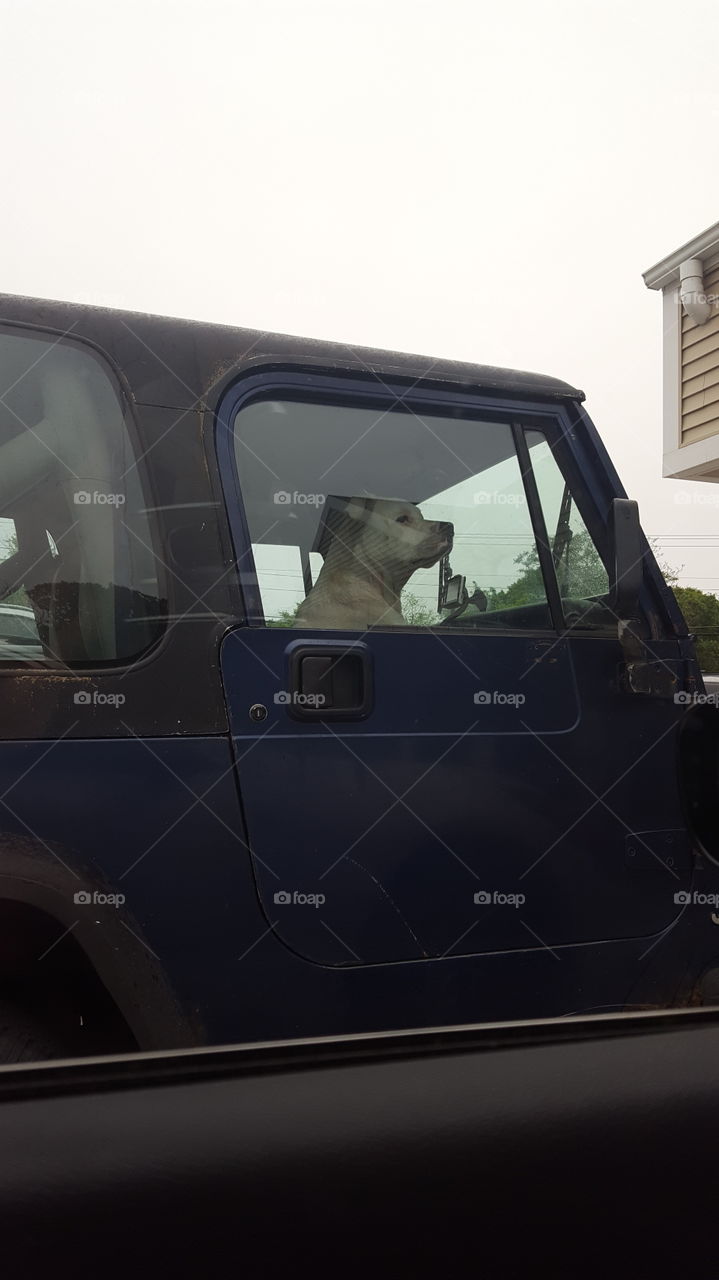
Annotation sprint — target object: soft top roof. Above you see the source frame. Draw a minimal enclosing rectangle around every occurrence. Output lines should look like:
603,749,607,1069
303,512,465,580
0,293,585,410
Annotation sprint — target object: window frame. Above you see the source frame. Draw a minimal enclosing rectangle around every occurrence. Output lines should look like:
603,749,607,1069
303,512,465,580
218,369,620,638
519,422,616,630
0,323,167,671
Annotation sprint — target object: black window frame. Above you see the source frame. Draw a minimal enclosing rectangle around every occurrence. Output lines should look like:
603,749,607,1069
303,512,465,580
0,322,167,671
222,371,622,639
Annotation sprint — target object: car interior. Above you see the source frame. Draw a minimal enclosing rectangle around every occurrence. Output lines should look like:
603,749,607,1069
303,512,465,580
1,1008,717,1275
0,334,162,666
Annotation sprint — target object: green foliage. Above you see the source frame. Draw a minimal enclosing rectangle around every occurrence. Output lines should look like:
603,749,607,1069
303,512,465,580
483,530,608,611
266,592,440,627
480,533,685,619
2,586,32,608
649,540,681,588
400,591,439,627
482,555,544,612
268,607,301,628
672,586,719,672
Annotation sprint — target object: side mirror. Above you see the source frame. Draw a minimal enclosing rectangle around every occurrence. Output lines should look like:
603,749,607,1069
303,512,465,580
608,498,643,619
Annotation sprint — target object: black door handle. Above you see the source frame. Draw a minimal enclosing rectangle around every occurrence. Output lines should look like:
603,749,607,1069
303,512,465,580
286,642,373,721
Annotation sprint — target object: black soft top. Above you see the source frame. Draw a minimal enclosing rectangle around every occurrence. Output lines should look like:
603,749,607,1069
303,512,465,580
0,292,585,409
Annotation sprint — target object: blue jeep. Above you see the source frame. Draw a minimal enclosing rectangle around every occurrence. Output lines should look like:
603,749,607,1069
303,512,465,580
0,293,715,1060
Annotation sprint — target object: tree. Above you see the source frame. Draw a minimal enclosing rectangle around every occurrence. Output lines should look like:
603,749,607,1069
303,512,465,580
648,538,681,588
269,607,301,628
400,590,439,627
672,586,719,672
267,590,440,628
481,532,685,616
483,530,609,611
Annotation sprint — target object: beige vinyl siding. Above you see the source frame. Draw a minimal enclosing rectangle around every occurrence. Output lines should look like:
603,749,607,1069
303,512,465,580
682,262,719,445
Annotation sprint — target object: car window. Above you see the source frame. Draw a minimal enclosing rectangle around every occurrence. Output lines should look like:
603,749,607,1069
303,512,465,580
0,609,41,644
233,397,553,630
525,430,615,631
0,331,165,665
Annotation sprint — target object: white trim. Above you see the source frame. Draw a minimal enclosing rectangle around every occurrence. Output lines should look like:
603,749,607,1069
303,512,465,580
647,221,719,480
644,221,719,290
703,248,719,276
662,287,681,458
663,435,719,481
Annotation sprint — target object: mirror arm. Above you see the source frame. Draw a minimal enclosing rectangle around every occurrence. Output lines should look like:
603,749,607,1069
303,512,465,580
608,498,678,696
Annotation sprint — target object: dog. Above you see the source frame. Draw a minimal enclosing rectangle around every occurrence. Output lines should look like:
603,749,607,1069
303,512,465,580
295,496,454,629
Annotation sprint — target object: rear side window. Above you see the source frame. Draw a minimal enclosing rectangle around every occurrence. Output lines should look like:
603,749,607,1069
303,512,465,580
0,330,164,665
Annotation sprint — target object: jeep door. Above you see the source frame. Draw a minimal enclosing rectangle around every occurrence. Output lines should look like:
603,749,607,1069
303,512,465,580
217,372,693,970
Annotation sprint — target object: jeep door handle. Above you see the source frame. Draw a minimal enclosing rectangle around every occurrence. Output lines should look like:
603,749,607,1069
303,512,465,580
286,642,373,721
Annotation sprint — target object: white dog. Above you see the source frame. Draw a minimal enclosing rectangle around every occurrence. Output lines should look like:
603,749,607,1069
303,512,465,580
295,496,453,629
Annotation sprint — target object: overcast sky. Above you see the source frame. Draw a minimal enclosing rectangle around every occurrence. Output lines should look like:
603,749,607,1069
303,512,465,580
2,0,718,590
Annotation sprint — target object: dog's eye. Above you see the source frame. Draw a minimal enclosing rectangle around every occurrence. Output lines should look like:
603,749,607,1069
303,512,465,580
395,515,411,524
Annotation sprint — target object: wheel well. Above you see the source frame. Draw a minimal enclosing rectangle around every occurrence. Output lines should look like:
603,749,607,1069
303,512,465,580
0,899,137,1056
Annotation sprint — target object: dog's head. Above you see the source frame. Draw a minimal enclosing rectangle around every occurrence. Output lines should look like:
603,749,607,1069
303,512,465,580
319,496,453,586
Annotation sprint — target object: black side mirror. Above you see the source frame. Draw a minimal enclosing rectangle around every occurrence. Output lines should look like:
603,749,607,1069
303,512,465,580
608,498,643,618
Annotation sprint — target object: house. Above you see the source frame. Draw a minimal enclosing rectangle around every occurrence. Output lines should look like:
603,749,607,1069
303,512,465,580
644,221,719,483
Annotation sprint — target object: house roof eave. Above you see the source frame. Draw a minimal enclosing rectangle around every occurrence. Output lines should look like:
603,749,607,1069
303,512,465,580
643,221,719,290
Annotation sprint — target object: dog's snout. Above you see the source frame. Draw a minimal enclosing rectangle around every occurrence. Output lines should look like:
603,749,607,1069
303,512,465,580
437,521,454,537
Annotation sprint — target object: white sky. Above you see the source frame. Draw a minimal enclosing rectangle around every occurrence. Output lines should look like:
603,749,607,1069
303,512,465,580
2,0,719,591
